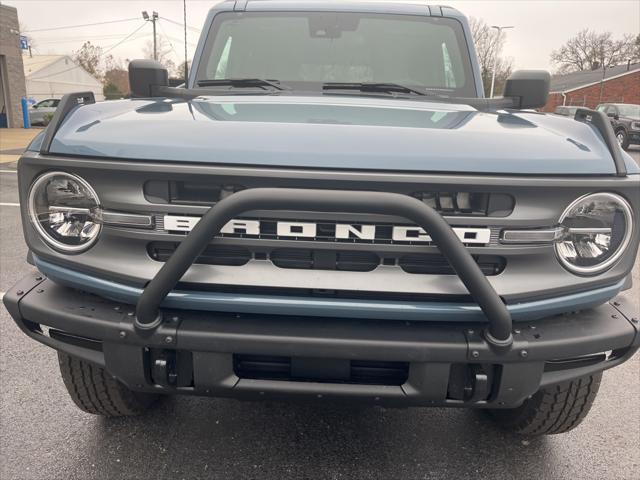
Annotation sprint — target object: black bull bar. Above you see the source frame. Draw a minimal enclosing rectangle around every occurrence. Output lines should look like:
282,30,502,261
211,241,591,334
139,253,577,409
134,188,514,350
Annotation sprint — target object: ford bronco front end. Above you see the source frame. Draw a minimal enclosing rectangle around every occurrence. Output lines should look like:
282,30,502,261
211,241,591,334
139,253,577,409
4,1,639,436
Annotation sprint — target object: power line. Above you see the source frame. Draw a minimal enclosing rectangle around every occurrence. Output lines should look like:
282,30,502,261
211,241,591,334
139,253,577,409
31,32,150,45
157,22,180,61
23,18,140,33
160,33,197,48
100,28,152,51
159,16,200,33
28,22,149,81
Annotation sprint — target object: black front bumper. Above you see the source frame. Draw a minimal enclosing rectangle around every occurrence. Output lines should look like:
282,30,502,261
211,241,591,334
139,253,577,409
628,130,640,145
4,273,639,408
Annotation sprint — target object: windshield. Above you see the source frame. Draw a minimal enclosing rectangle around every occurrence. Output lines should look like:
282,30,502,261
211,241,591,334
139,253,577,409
616,104,640,118
195,12,477,97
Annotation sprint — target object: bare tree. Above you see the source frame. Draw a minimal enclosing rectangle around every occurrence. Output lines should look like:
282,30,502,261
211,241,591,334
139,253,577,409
176,60,191,82
551,29,638,73
103,54,130,98
469,17,514,97
73,41,103,79
143,37,177,76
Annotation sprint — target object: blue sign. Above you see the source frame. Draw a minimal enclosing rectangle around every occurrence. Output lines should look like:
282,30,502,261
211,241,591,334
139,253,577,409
20,35,29,50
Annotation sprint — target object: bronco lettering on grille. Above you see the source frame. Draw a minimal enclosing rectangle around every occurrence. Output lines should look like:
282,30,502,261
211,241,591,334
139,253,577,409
163,216,491,245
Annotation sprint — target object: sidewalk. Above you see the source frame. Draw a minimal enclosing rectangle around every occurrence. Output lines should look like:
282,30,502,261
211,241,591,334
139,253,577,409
0,128,43,163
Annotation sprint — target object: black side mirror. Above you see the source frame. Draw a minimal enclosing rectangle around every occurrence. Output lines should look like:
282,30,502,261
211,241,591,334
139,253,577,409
503,70,550,110
128,59,169,98
607,112,619,120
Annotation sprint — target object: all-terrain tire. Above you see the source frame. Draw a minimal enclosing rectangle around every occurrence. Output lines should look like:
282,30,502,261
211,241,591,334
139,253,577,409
487,372,602,436
58,352,160,416
616,129,630,150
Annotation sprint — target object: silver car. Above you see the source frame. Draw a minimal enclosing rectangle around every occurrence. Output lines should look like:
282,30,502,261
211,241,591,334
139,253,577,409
29,98,60,126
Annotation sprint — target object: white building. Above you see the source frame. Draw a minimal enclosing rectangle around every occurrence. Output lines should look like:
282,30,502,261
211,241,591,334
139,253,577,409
23,55,104,102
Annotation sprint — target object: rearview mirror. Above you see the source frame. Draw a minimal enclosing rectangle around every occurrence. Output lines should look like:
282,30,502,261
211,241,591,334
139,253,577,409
503,70,550,110
129,59,169,98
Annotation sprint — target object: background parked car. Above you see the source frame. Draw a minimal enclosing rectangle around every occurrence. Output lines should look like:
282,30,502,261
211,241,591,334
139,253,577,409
596,103,640,150
553,105,580,116
29,98,60,126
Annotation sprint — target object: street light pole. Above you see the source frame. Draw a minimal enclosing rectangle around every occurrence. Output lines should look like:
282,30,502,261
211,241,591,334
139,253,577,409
142,11,159,61
489,25,514,98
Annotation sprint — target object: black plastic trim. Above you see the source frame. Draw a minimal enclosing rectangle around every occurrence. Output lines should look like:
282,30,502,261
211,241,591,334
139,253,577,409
3,276,638,406
40,92,95,155
574,108,627,177
133,188,514,347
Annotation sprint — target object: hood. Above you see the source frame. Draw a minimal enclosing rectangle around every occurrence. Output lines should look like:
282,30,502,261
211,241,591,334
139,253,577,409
49,95,620,175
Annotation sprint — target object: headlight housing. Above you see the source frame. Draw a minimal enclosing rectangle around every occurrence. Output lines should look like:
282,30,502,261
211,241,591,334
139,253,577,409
28,172,102,253
555,192,633,275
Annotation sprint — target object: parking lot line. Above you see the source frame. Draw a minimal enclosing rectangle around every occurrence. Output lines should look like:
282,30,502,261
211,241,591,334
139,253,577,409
0,170,17,174
0,202,20,207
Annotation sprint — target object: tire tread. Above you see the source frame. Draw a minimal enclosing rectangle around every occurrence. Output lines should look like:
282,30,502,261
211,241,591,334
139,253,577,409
58,352,158,417
488,372,602,436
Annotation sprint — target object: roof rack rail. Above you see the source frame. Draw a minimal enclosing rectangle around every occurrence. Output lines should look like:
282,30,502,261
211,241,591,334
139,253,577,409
574,108,627,177
40,91,95,155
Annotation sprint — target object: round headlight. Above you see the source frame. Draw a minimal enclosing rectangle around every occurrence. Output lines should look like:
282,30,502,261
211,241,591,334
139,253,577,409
556,192,633,275
28,172,102,253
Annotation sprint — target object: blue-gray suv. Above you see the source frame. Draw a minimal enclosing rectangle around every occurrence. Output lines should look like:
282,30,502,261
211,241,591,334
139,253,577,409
4,1,639,436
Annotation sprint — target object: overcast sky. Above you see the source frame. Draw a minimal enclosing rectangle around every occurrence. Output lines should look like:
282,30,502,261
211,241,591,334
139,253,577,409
7,0,640,72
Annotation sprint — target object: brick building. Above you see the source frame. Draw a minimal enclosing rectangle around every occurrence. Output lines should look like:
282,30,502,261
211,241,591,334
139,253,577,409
541,63,640,113
0,3,27,128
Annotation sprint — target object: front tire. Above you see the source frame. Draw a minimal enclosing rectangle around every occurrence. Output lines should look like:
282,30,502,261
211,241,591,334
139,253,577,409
616,129,630,150
58,352,160,416
486,373,602,436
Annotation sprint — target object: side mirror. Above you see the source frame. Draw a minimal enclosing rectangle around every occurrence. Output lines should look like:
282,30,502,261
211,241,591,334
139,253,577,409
128,59,169,98
503,70,550,110
607,112,619,120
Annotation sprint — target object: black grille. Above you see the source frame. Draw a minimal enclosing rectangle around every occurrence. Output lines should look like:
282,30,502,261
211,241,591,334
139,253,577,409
234,354,409,386
411,191,514,217
148,242,505,275
145,180,514,217
271,249,379,272
148,242,251,266
399,254,506,276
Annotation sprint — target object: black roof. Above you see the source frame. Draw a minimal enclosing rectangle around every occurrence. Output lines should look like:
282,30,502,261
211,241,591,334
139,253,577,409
549,62,640,93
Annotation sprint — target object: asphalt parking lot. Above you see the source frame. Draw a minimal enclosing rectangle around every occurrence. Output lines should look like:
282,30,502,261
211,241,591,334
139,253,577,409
1,145,639,480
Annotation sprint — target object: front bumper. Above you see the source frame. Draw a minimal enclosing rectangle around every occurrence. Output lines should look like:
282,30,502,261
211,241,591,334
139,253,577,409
4,273,639,408
628,129,640,144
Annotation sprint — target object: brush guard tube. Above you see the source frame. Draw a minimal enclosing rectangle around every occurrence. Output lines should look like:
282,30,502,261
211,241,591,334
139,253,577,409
134,188,514,350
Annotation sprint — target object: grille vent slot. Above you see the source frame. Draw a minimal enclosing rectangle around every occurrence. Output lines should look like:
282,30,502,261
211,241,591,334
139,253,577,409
234,354,409,386
399,254,505,276
148,243,251,266
148,242,505,275
145,181,514,217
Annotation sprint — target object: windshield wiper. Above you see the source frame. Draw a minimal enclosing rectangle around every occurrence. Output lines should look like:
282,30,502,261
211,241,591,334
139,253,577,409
322,82,426,96
197,78,285,90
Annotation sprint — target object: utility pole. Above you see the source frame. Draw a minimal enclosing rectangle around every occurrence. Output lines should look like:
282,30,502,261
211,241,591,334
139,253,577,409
142,11,159,61
489,25,514,98
183,0,189,85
